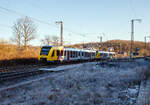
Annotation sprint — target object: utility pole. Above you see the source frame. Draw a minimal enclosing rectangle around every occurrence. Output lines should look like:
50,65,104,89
145,36,147,49
98,33,105,51
130,19,141,58
130,19,134,57
145,36,150,49
56,21,63,46
97,36,102,50
100,36,102,50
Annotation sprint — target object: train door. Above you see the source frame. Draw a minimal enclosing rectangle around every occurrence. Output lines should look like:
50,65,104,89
67,51,70,61
90,52,92,60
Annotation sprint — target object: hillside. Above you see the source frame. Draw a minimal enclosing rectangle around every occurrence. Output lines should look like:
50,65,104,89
67,40,150,56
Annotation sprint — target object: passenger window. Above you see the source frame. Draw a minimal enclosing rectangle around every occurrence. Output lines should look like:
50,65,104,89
64,51,66,56
61,50,63,56
73,51,75,58
72,51,73,58
52,50,54,57
70,51,72,57
75,51,77,57
75,51,76,57
57,50,60,56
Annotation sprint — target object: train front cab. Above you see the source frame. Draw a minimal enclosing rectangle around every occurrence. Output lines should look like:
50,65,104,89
39,46,52,62
39,46,65,63
94,51,116,60
47,46,65,63
95,51,101,60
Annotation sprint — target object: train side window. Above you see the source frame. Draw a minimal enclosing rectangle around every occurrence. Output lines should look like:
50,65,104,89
74,51,75,58
100,53,103,57
75,51,77,57
72,51,73,57
51,50,54,57
73,51,75,58
61,50,63,56
64,51,66,56
70,51,72,57
57,50,60,56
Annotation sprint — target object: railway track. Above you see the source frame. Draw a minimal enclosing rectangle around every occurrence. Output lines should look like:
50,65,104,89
0,57,148,82
0,61,89,82
0,70,47,81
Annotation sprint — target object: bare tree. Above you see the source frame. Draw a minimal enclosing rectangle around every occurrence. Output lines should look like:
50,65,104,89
41,35,52,46
12,16,36,48
12,19,22,47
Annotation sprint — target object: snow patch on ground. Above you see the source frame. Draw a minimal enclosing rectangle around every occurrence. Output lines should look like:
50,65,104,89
0,61,149,105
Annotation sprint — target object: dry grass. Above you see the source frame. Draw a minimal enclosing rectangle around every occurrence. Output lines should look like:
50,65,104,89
0,42,40,67
0,43,40,61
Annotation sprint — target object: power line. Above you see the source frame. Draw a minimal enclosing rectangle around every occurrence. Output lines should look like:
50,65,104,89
0,5,88,38
22,1,87,37
23,0,49,16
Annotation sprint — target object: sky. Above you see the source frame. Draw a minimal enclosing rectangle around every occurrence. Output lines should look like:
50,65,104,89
0,0,150,46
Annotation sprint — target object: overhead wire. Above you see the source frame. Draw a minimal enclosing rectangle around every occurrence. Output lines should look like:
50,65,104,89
22,0,87,37
0,5,89,38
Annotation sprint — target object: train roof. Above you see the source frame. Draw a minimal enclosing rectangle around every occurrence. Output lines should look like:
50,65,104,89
97,51,116,54
65,48,95,52
41,46,96,52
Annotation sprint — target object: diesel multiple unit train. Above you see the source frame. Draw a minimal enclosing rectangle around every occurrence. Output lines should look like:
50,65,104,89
38,46,116,63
